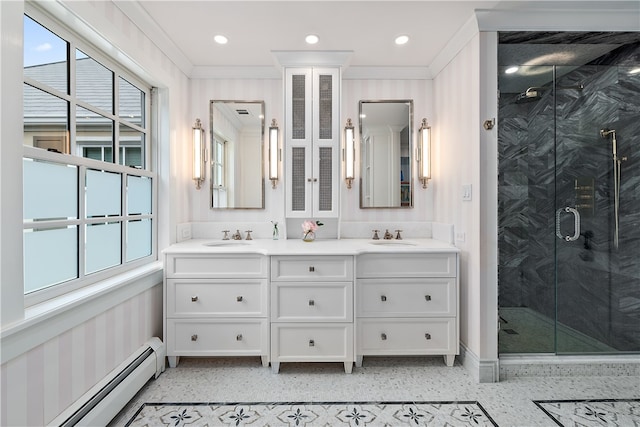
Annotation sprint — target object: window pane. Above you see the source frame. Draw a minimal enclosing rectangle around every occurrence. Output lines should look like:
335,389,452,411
23,159,77,221
24,226,78,294
119,77,144,126
127,175,151,215
76,106,113,162
85,222,120,274
23,84,69,153
23,15,68,94
76,49,113,113
119,123,144,167
86,169,120,218
127,219,151,261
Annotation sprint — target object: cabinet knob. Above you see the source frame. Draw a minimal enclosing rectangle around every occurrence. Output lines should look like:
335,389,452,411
309,339,315,347
309,266,315,272
380,295,387,302
425,295,432,302
381,333,387,341
191,296,198,302
425,333,431,340
191,334,198,341
236,334,243,341
308,299,315,306
237,296,243,302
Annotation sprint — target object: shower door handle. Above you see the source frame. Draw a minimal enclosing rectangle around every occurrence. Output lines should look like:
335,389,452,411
556,207,581,242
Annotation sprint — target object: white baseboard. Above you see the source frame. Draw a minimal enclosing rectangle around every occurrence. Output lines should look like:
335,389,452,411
459,343,499,383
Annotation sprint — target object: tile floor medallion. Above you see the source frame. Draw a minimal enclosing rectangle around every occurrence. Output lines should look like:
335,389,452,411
534,399,640,426
125,401,498,426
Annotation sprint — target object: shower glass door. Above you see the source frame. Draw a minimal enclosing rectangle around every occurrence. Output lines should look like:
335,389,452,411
498,62,640,355
554,64,640,354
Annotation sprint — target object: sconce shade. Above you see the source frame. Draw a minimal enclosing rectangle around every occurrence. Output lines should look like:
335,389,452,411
193,118,205,189
344,118,355,189
269,119,279,188
418,118,431,189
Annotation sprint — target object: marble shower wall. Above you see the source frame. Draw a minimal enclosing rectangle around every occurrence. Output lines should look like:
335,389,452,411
498,41,640,352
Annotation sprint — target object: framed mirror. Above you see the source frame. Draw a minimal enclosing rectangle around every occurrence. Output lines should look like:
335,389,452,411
359,100,413,208
210,100,265,209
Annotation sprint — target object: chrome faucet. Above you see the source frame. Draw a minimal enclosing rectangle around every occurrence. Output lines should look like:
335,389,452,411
372,229,380,240
232,229,242,240
395,229,403,240
222,230,230,240
245,230,253,240
383,229,393,240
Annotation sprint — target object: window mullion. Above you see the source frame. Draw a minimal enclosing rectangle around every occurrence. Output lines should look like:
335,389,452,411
78,164,86,281
113,72,119,166
69,40,77,157
121,171,127,265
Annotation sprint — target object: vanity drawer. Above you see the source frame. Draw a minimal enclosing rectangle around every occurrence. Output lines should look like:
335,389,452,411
271,256,353,281
357,278,456,317
167,319,268,356
356,253,457,278
166,254,268,279
271,323,353,361
167,279,267,317
358,318,457,355
271,282,352,322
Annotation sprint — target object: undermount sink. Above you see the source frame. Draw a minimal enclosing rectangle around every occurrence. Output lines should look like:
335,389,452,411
369,240,417,246
203,241,251,247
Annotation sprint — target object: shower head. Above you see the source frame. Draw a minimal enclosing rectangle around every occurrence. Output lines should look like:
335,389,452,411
515,87,543,104
600,129,616,138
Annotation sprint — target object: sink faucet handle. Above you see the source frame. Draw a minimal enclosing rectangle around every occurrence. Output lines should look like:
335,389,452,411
222,230,230,240
395,229,403,240
245,230,253,240
372,229,380,240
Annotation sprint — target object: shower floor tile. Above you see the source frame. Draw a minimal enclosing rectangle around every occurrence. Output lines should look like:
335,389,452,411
499,307,616,354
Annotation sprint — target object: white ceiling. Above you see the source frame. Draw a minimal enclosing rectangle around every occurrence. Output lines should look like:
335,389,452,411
125,0,504,76
118,1,640,79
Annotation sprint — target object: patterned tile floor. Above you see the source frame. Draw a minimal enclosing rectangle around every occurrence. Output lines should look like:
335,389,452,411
109,356,640,426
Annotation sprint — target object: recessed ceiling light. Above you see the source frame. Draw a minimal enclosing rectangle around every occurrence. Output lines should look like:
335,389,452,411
505,66,519,74
214,35,228,45
395,35,409,45
305,34,319,45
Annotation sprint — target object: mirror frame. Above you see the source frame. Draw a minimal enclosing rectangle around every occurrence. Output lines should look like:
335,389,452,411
209,100,265,210
358,99,414,209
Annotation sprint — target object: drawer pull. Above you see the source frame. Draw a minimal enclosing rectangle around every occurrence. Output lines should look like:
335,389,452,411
236,334,243,341
380,295,387,302
425,295,432,301
309,266,315,272
191,296,198,302
309,339,315,347
237,296,243,302
308,299,315,306
191,334,198,341
381,333,387,341
425,333,432,340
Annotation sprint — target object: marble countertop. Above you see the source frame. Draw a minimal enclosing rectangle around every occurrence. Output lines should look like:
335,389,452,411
163,238,460,256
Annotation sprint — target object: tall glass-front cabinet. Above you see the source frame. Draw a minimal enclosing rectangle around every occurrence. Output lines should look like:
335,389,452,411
285,67,340,218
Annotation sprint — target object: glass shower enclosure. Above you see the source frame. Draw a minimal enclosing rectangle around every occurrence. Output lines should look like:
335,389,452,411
497,33,640,355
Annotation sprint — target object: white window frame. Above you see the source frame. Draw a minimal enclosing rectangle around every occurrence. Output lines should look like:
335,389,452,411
23,5,157,307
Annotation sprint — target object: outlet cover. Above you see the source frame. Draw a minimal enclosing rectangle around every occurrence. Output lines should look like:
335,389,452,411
455,231,466,243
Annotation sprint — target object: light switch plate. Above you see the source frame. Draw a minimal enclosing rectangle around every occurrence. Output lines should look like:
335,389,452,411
462,184,472,201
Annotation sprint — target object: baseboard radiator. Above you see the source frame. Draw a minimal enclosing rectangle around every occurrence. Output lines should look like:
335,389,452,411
51,337,165,427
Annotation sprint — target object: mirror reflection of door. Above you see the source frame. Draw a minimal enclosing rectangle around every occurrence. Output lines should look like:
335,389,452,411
359,100,413,208
209,100,265,209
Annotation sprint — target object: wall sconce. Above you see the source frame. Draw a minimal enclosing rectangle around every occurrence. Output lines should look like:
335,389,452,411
418,118,431,189
269,119,279,188
344,118,355,189
192,118,205,189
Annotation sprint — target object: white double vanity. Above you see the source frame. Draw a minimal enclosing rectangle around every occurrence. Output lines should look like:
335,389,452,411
163,238,459,373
